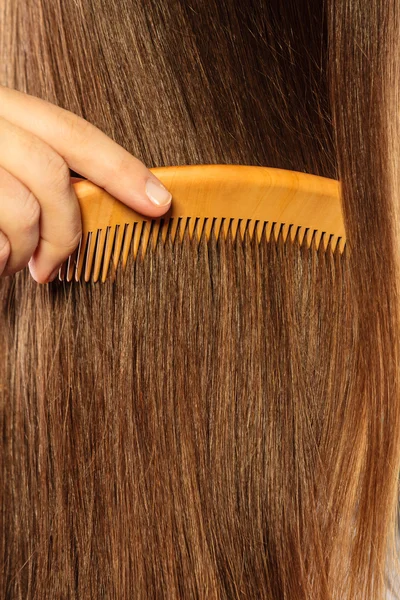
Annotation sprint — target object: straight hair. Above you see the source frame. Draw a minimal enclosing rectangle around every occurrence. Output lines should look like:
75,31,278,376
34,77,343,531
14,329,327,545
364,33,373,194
1,1,399,598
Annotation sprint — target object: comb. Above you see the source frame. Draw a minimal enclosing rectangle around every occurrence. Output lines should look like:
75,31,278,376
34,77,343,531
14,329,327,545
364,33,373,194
60,165,344,283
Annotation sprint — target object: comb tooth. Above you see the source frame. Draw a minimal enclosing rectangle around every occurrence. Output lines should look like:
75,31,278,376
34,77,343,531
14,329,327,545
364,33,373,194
59,260,67,281
174,217,185,245
122,223,135,269
150,220,158,253
152,219,163,252
199,217,209,244
241,219,249,242
206,218,216,242
315,230,323,251
204,217,214,241
229,218,241,242
290,224,298,244
239,219,253,243
66,245,79,282
259,221,268,245
200,218,211,242
190,217,199,245
244,219,253,241
169,217,180,246
181,217,191,244
301,227,311,249
292,225,301,247
218,217,230,241
264,221,273,244
75,232,89,281
188,217,195,242
295,226,306,247
111,224,125,275
268,222,278,244
84,232,95,282
276,223,284,244
250,220,260,246
302,228,311,250
233,220,244,247
101,226,117,283
224,218,232,241
318,231,327,252
145,220,155,256
281,222,291,244
299,227,308,247
173,218,184,247
275,223,285,246
282,223,293,242
156,219,164,248
161,218,173,246
309,229,318,252
335,236,343,254
313,229,323,251
325,233,334,254
247,219,258,243
92,227,108,283
137,221,149,261
173,218,182,246
256,222,263,245
141,220,153,259
231,218,239,242
65,255,73,283
187,216,197,241
212,217,223,242
183,217,194,244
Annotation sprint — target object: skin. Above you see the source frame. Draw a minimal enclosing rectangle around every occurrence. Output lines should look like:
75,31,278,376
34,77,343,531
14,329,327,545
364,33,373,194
0,86,172,283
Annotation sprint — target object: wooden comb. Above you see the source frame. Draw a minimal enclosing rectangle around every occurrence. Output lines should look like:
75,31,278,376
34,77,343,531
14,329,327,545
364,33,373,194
60,165,344,283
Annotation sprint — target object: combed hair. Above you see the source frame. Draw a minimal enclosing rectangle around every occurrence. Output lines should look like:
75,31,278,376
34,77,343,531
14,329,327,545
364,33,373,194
1,1,399,598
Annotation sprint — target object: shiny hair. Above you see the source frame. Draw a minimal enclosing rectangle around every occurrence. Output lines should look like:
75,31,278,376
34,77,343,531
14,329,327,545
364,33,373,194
1,1,399,598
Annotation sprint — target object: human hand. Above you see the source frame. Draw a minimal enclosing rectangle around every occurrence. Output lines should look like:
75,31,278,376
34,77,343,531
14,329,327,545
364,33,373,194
0,86,172,283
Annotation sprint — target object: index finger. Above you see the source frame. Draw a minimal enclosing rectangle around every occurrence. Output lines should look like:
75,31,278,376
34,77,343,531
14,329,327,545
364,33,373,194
0,86,172,216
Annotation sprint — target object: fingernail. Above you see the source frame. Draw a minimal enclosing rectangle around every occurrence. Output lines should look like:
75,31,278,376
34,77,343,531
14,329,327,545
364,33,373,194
145,178,172,207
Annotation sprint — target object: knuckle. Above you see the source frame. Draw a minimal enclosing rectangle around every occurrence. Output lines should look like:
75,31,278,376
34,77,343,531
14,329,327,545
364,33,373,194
58,109,93,145
65,226,82,253
56,222,82,256
43,152,70,194
17,128,40,156
0,164,18,189
113,152,133,179
17,190,40,233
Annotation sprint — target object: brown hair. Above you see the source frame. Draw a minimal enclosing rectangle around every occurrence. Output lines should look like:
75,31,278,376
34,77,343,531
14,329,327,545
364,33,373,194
1,1,399,598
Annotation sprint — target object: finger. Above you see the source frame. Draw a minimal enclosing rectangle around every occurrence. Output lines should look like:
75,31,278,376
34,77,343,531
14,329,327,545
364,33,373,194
0,230,10,276
0,117,81,283
0,86,172,217
0,166,40,275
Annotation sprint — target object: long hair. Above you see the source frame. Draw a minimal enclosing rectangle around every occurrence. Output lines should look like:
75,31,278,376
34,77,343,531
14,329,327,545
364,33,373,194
1,1,399,598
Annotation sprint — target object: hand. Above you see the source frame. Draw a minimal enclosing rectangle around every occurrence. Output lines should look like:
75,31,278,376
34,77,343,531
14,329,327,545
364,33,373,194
0,86,172,283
